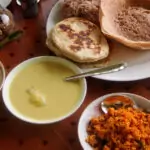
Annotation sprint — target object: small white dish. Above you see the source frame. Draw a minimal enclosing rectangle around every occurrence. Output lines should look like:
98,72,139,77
78,93,150,150
0,60,5,90
2,56,87,124
0,0,11,8
46,0,150,81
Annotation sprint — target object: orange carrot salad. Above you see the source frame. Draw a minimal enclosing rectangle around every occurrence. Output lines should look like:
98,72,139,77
86,107,150,150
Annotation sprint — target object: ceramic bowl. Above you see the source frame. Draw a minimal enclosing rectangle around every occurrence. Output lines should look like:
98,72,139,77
2,56,87,124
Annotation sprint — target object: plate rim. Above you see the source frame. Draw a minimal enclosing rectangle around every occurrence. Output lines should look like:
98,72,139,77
46,0,150,82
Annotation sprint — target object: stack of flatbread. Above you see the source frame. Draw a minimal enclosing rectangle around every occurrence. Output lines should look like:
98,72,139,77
46,17,109,68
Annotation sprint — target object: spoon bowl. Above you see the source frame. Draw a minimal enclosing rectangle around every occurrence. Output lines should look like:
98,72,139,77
100,94,137,114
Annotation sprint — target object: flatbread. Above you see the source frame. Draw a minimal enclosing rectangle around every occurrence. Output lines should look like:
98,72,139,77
46,30,62,56
51,17,109,62
46,29,109,68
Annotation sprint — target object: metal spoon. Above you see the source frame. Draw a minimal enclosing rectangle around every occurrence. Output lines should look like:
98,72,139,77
65,62,127,81
100,95,137,114
100,94,150,114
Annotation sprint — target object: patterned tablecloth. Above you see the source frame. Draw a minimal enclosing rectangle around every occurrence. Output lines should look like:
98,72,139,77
0,0,150,149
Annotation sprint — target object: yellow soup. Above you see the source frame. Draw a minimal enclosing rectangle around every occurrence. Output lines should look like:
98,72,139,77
9,61,83,121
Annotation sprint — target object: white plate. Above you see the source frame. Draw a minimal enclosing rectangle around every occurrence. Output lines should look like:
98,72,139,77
46,0,150,81
78,93,150,150
0,0,11,8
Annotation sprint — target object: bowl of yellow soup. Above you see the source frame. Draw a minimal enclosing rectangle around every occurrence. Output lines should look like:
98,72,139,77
2,56,87,124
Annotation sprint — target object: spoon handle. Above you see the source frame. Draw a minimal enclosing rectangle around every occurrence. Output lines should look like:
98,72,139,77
65,62,127,81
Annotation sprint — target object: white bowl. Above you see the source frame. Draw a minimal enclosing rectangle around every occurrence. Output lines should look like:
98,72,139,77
2,56,87,124
0,61,5,90
78,92,150,150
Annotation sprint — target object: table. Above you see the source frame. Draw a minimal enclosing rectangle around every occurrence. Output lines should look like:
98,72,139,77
0,0,150,149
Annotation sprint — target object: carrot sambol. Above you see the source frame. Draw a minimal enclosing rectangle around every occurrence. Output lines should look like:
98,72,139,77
86,107,150,150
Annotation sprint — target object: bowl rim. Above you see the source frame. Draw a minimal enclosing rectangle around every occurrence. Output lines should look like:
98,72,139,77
78,92,150,150
0,60,5,91
2,56,87,124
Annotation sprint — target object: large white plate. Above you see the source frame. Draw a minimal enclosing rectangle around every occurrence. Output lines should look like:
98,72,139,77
0,0,11,8
46,0,150,81
78,93,150,150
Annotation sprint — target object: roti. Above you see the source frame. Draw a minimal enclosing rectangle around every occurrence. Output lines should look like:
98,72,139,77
50,17,109,63
46,30,109,68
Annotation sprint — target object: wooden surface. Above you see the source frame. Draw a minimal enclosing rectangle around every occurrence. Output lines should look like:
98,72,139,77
0,0,150,149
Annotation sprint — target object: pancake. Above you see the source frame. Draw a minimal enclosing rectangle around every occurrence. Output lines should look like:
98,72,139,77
46,29,109,68
100,0,150,50
51,17,109,63
46,30,62,57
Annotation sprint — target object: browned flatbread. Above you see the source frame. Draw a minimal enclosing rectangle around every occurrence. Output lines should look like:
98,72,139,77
46,29,109,68
51,17,109,63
